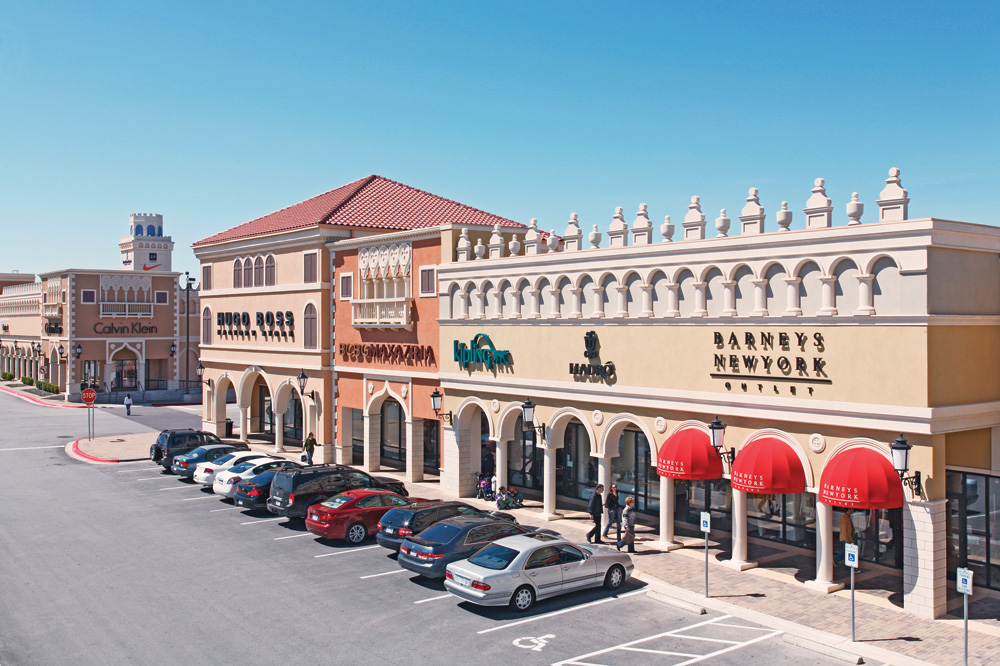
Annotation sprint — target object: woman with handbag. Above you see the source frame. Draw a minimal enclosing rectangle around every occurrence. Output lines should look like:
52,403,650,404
616,496,636,553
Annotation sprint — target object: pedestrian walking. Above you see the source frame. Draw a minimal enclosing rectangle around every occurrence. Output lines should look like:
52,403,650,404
586,483,604,544
303,432,316,465
617,496,636,553
602,483,622,541
123,393,132,416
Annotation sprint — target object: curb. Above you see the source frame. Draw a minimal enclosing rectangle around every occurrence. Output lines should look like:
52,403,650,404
646,589,706,615
782,633,863,664
68,439,119,464
0,385,85,408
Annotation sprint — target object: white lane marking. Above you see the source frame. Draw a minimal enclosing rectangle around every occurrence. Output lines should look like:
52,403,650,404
359,569,408,580
114,460,159,467
275,533,312,540
709,622,775,631
211,507,242,512
552,615,732,666
240,517,284,525
414,593,452,604
314,545,380,558
158,486,190,491
180,496,217,501
671,631,781,666
665,634,739,645
621,647,701,657
116,467,161,473
477,588,646,635
0,445,65,451
136,477,173,481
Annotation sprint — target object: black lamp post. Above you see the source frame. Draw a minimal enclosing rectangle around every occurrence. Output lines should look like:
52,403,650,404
297,369,316,400
195,361,212,389
184,272,197,393
520,398,545,439
169,342,176,357
891,434,922,496
58,343,65,359
709,416,736,465
74,343,82,359
430,388,452,425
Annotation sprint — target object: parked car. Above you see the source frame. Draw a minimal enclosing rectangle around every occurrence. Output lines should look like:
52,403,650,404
171,444,245,478
375,501,515,552
213,458,301,498
444,533,634,611
267,465,408,520
150,429,244,471
398,516,552,578
233,469,285,510
305,489,419,543
193,451,268,486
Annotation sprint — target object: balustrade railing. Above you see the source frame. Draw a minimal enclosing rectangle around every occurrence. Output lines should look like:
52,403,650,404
100,302,154,317
351,297,412,328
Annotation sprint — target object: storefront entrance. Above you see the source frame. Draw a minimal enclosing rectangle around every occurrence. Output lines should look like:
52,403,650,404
508,416,543,491
380,398,405,468
947,470,1000,590
555,422,593,500
423,419,440,475
612,428,658,515
283,392,303,443
256,384,274,435
112,348,138,390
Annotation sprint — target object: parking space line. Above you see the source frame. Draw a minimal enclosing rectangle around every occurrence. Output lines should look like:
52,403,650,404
116,467,160,473
0,445,65,451
359,569,408,580
477,588,646,635
314,545,379,558
158,486,190,491
180,496,217,501
240,517,284,525
275,533,312,540
135,477,172,481
414,593,451,604
621,647,701,657
709,622,774,631
672,631,780,666
211,507,241,512
668,635,739,645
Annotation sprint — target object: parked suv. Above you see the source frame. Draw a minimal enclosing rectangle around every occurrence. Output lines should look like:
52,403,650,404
375,501,515,552
266,465,408,519
150,430,246,471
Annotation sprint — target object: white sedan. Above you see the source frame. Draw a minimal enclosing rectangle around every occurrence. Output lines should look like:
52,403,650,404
213,458,301,498
193,451,268,486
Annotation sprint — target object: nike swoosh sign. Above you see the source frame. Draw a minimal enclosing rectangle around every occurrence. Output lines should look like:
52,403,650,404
142,264,162,271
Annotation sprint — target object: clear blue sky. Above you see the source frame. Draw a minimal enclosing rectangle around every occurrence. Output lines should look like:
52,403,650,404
2,1,997,282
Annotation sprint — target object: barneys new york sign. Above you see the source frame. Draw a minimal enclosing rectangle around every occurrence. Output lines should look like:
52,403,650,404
710,330,831,385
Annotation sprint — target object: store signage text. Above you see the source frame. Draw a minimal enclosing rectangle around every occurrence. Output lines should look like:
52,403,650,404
569,331,616,381
454,334,512,370
93,322,158,335
339,343,435,365
730,470,767,491
217,310,294,340
819,482,861,504
711,330,831,390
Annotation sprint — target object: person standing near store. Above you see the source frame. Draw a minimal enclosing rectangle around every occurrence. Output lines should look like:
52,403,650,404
123,393,132,416
617,496,636,553
303,432,316,466
586,483,604,544
602,483,622,542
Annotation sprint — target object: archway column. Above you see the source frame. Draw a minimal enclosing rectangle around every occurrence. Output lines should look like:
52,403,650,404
274,412,285,453
364,413,380,472
856,274,876,315
540,446,560,521
658,476,683,550
751,279,769,317
495,438,510,491
818,276,838,316
239,406,249,442
405,418,424,483
783,277,803,316
596,455,610,491
806,501,844,593
724,488,758,571
692,282,708,317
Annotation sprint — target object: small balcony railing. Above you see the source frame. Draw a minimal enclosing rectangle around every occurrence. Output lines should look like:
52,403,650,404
42,303,62,318
351,297,412,329
100,302,154,317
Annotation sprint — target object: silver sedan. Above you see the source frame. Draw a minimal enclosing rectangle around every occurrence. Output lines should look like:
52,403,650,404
444,533,634,611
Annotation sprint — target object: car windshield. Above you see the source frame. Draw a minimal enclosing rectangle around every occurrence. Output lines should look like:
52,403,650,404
230,461,255,473
185,447,208,458
418,523,464,544
468,545,519,570
213,453,236,465
321,496,351,510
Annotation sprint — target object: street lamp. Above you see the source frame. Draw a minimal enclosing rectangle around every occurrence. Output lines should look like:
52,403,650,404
891,434,922,496
709,416,736,465
169,342,176,357
184,271,197,393
58,343,65,359
430,388,452,425
195,361,212,389
297,369,316,400
520,398,545,439
74,344,82,359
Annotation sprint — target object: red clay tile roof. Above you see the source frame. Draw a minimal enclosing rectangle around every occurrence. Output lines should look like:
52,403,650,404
194,175,525,246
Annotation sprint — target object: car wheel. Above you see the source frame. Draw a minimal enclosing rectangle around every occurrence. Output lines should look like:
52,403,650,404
509,585,535,612
604,564,626,590
346,522,368,544
149,447,160,462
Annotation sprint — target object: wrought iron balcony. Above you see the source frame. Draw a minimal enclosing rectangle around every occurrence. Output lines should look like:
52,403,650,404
351,297,412,329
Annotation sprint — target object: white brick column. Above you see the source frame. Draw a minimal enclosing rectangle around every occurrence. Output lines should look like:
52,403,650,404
903,499,948,618
405,418,424,484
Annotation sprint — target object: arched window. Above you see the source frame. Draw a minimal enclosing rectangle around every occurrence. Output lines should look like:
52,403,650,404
265,255,276,286
304,303,317,349
157,226,163,237
135,226,143,236
233,259,242,288
243,258,253,287
146,225,155,236
253,257,264,287
202,308,212,345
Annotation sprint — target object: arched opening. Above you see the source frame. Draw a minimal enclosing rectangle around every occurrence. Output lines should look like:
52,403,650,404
252,376,273,438
380,397,406,468
556,419,594,500
612,427,658,514
135,226,144,236
283,389,303,443
265,256,276,286
253,257,264,287
213,375,235,429
233,259,242,288
146,224,155,236
507,415,543,492
111,347,138,390
243,258,253,288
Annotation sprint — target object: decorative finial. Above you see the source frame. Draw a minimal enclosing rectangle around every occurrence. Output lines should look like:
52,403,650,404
846,192,864,225
508,234,521,255
776,201,792,232
661,215,674,242
716,209,731,238
589,224,602,249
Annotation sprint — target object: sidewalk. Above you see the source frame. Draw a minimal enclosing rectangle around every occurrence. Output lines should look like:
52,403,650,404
65,434,998,666
0,382,84,408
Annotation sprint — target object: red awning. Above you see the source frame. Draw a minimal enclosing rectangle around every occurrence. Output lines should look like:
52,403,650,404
818,447,904,509
656,427,723,480
730,436,806,494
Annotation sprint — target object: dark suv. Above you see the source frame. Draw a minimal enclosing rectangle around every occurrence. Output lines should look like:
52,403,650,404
150,430,246,471
267,465,407,519
375,501,515,552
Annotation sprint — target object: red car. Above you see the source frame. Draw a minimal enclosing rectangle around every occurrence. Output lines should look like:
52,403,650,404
305,489,419,544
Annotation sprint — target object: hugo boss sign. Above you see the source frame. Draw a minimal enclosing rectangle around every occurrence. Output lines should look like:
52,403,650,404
216,311,294,328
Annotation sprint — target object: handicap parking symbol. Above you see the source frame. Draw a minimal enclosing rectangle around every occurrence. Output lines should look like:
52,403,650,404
845,543,859,568
513,634,554,652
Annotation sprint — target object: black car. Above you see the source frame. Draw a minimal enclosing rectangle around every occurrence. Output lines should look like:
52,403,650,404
266,465,407,519
149,430,245,471
233,469,284,510
398,516,549,578
375,501,515,552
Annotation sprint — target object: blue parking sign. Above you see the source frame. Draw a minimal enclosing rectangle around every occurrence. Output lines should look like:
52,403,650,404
700,511,710,533
957,567,973,595
845,543,859,568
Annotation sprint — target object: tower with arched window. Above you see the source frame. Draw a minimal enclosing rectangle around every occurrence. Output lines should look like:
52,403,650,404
120,213,174,272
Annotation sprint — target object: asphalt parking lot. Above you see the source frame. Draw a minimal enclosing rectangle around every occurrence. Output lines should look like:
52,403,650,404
0,392,844,666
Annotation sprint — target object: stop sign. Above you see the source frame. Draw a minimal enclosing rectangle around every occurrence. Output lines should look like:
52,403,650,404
81,388,97,405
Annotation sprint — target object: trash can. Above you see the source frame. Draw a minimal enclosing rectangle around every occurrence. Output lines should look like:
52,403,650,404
225,418,234,438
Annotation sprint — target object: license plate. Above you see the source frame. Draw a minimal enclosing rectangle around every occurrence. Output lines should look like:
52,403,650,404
310,513,318,521
453,573,469,585
384,527,394,535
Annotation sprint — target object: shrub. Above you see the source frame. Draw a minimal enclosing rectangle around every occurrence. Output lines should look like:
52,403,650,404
21,376,34,386
36,381,59,394
0,372,13,381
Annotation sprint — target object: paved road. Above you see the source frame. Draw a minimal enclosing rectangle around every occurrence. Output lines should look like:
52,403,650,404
0,392,844,666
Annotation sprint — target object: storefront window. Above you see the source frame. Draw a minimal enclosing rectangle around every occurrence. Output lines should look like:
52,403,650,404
747,492,817,550
947,470,998,589
423,419,439,473
556,422,593,501
380,399,405,466
351,408,364,465
258,386,273,435
113,360,137,390
674,478,733,532
82,361,102,388
612,429,659,515
508,416,542,491
283,392,302,442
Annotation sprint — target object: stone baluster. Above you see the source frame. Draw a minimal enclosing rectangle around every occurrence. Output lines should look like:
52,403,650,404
740,188,766,235
546,231,559,253
783,277,803,316
456,228,472,261
661,215,674,242
877,168,909,221
631,204,652,245
846,192,864,225
804,178,833,228
819,276,838,316
682,197,706,240
607,207,628,247
856,275,876,315
488,224,504,259
508,235,521,256
473,238,486,259
563,213,582,251
751,279,769,317
523,219,543,255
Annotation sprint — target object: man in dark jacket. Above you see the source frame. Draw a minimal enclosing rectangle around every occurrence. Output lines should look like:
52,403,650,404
586,484,605,544
602,483,622,542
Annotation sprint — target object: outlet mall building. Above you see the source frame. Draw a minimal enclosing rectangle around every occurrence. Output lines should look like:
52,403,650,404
197,170,1000,618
